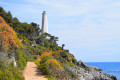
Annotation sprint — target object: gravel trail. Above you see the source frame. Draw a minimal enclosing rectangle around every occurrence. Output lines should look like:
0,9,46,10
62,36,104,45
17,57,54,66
23,62,48,80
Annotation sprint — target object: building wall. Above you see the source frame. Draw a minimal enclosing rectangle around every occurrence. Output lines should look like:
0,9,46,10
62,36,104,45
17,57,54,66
42,11,48,34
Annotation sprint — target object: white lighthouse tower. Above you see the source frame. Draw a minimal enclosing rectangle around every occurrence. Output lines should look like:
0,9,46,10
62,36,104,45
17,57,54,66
41,11,48,34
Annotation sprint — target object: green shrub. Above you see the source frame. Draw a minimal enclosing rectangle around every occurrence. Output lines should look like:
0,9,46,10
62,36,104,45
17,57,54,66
12,68,24,80
40,56,52,64
39,56,53,73
17,49,27,70
66,70,78,79
42,59,65,79
60,51,68,59
25,45,41,56
35,51,70,79
49,43,55,50
72,58,77,64
45,75,57,80
0,61,24,80
44,41,50,48
54,53,66,63
37,45,46,51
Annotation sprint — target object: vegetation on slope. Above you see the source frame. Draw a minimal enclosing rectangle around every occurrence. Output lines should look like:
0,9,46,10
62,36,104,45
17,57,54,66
0,12,40,79
0,7,79,80
35,50,78,80
0,16,22,51
0,61,24,80
0,16,25,79
0,7,40,39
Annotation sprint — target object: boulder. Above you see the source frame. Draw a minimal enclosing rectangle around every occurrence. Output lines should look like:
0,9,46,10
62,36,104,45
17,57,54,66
110,75,117,80
87,65,102,71
77,60,88,68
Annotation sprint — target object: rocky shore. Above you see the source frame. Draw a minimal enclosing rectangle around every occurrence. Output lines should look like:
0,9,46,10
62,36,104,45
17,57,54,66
66,60,117,80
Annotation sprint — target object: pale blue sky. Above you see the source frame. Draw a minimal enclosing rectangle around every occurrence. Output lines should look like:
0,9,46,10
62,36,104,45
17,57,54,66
1,0,120,62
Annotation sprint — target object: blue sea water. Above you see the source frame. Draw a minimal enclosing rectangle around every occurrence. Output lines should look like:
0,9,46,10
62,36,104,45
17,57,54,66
86,62,120,80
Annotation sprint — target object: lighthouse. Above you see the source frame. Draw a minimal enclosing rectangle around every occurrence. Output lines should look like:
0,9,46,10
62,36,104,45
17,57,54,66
41,11,48,34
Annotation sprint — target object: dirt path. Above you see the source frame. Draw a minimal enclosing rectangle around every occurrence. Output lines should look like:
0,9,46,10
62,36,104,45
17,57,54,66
23,62,48,80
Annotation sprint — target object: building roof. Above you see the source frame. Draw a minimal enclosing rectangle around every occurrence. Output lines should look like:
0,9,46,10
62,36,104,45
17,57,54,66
43,11,46,13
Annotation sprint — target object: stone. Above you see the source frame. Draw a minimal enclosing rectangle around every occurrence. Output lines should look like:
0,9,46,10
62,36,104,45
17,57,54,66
110,75,117,80
77,60,88,68
67,60,117,80
87,65,102,71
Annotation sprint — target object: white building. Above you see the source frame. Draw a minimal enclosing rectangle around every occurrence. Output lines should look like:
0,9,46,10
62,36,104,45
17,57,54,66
41,11,48,34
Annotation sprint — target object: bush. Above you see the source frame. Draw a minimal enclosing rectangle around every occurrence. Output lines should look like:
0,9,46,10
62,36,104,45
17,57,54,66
72,58,77,64
24,45,41,61
39,56,53,73
17,49,27,70
41,59,65,79
35,58,41,66
60,51,68,59
54,53,66,63
25,45,41,55
0,61,24,80
40,51,52,60
44,41,50,48
65,68,78,79
35,51,70,79
0,16,23,51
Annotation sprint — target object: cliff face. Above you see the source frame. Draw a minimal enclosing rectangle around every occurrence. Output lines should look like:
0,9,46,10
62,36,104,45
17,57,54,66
67,60,117,80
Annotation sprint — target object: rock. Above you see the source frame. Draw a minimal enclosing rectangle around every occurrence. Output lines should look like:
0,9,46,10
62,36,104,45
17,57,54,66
110,75,117,80
77,60,88,68
68,60,117,80
11,57,17,67
87,65,102,71
0,51,9,63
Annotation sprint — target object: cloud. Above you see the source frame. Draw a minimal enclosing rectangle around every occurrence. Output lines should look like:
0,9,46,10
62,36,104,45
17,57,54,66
26,0,120,17
0,1,8,5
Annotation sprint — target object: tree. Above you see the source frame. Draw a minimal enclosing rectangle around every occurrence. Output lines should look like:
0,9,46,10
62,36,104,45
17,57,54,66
54,37,58,44
0,7,13,26
49,35,58,44
0,7,7,22
12,17,20,29
62,44,65,50
7,11,12,23
31,22,40,31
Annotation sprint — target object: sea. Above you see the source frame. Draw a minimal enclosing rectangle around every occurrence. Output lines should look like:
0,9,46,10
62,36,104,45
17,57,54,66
86,62,120,80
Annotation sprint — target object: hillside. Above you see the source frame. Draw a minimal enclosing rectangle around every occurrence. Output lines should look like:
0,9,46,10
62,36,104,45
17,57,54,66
0,16,22,51
0,7,117,80
0,16,24,80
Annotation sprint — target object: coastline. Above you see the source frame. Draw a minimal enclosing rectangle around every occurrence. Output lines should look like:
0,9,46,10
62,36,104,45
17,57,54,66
86,62,120,80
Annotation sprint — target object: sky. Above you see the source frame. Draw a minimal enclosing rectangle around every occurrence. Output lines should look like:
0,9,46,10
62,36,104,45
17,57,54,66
0,0,120,62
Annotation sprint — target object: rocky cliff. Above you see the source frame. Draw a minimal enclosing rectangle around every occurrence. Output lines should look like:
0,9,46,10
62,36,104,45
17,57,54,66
66,60,117,80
